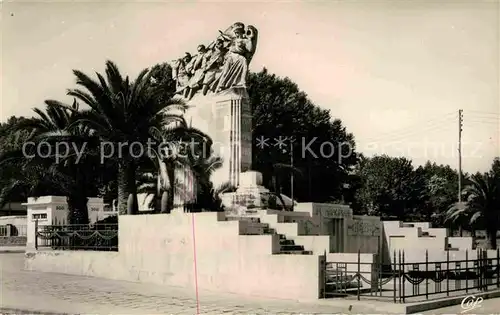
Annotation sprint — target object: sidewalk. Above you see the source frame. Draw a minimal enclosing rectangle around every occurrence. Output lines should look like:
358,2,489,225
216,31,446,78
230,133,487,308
0,246,25,253
0,253,393,314
2,253,499,314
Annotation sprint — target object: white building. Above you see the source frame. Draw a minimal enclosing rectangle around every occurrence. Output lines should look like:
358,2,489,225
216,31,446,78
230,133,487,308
23,196,117,248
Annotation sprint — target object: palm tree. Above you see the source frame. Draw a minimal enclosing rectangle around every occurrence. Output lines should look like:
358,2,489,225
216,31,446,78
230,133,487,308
182,148,237,212
147,121,212,212
66,60,187,214
1,100,102,224
136,167,184,212
446,171,500,249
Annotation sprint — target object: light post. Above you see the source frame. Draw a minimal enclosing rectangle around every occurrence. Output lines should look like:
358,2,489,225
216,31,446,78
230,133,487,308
341,183,350,204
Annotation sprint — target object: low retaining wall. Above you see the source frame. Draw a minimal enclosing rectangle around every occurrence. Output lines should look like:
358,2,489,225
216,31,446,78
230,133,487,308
25,212,323,300
0,236,27,246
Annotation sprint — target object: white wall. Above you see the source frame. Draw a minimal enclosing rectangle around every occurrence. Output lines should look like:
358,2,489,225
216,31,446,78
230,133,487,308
382,220,484,266
26,212,324,300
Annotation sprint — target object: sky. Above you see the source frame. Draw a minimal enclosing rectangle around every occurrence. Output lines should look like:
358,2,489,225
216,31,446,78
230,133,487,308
1,0,499,173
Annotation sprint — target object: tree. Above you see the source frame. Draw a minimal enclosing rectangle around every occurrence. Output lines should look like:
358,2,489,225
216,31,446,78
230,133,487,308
67,60,187,214
0,117,33,203
147,123,210,212
0,116,32,156
491,157,500,177
0,152,68,209
0,101,106,224
248,69,358,202
354,155,423,219
182,151,231,212
414,162,459,226
149,62,176,104
446,166,500,249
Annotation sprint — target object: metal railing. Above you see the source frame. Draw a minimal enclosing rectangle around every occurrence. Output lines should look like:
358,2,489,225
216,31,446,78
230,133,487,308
322,249,500,303
35,221,118,251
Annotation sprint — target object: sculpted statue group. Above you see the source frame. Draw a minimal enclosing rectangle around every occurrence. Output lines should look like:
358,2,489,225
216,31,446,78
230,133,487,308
171,22,258,100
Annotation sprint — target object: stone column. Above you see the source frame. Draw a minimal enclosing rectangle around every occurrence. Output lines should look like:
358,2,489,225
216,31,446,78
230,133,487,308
172,87,253,206
211,87,252,188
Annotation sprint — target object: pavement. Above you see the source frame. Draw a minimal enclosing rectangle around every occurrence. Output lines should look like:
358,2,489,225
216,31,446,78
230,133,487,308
423,297,500,314
0,246,26,253
1,252,500,314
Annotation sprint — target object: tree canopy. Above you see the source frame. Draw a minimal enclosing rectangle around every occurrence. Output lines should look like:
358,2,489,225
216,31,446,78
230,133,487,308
1,62,498,248
248,68,358,202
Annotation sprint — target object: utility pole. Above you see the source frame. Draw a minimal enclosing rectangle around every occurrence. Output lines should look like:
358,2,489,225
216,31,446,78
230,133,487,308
290,137,294,211
458,109,463,202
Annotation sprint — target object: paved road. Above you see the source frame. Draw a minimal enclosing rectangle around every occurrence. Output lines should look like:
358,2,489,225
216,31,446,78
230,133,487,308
1,253,499,314
0,253,392,314
422,296,500,315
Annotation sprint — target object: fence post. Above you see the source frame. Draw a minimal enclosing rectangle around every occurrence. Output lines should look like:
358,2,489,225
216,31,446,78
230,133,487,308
322,249,326,298
393,250,396,303
483,249,487,291
425,249,429,300
497,248,499,288
378,244,383,297
34,219,38,250
398,250,402,303
446,250,450,296
402,251,405,303
357,250,361,300
480,249,485,291
477,249,482,291
466,249,469,293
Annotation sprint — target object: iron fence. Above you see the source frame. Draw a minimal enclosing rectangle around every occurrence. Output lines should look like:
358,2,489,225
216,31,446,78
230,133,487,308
35,221,118,251
322,249,500,303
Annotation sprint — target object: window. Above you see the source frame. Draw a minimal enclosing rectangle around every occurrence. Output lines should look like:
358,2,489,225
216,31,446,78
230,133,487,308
56,206,65,211
32,213,47,220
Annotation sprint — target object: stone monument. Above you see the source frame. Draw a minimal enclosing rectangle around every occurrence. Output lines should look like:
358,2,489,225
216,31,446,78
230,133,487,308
162,22,264,206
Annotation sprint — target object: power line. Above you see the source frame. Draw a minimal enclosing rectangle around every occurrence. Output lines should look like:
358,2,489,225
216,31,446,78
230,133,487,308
365,111,456,139
466,116,500,121
465,120,500,125
464,109,499,126
363,117,455,143
468,112,499,117
467,110,500,116
363,125,454,143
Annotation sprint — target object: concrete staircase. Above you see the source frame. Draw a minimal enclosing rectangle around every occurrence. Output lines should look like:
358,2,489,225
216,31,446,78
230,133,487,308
277,234,313,255
225,216,312,255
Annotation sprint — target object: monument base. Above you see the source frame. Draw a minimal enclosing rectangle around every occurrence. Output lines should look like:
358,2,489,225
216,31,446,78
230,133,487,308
183,87,252,189
221,171,270,211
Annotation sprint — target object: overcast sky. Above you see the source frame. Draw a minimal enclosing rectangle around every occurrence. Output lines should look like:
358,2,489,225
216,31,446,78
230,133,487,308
1,0,499,173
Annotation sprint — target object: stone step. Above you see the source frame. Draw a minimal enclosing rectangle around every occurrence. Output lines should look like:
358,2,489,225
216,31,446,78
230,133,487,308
326,273,355,280
279,239,295,245
325,279,362,291
280,244,305,251
277,250,313,255
263,227,276,234
225,216,261,223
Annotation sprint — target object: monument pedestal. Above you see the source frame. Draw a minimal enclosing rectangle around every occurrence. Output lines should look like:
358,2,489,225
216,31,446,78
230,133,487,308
184,87,252,189
221,171,270,210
